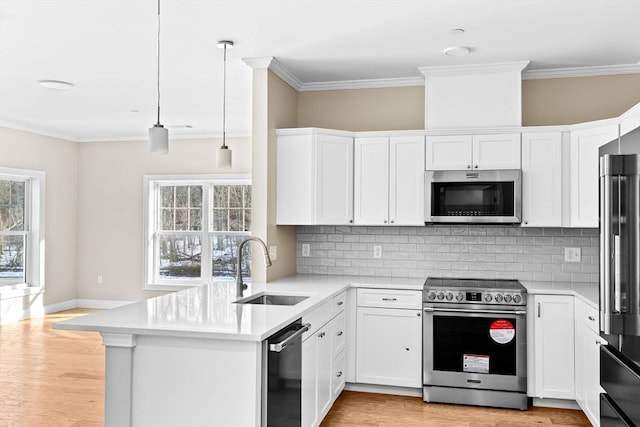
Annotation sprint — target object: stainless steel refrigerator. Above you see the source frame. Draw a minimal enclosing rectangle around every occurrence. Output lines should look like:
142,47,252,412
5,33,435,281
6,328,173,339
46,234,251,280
599,125,640,426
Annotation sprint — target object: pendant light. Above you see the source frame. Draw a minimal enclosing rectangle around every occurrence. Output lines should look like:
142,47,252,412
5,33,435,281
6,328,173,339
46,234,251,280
216,40,234,169
148,0,168,154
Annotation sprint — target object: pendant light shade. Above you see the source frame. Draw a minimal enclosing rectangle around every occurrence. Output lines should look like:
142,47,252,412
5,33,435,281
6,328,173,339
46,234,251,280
217,145,232,168
149,124,168,153
217,40,234,169
149,0,168,154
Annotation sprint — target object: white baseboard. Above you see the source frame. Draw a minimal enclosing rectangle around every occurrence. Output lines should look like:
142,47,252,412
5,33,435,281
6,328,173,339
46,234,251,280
45,298,133,314
531,397,580,410
344,382,423,397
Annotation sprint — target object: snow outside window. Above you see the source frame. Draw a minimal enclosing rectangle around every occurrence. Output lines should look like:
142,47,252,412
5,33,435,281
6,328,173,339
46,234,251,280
0,167,45,292
144,175,251,291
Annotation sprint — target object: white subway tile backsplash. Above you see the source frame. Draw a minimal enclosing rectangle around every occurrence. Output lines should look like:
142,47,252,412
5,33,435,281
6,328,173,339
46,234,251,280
297,225,599,283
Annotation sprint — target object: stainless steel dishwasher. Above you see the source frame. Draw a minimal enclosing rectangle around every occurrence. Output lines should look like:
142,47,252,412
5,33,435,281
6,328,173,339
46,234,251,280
262,319,310,426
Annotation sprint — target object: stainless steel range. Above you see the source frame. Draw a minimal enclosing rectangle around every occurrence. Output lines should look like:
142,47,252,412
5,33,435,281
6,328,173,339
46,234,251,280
422,277,528,410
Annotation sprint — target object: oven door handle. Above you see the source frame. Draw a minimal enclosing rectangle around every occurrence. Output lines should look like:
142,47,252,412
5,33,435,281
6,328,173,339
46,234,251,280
423,307,526,316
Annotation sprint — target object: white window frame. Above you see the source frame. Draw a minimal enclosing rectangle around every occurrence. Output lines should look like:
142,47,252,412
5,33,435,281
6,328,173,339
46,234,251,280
143,174,251,291
0,167,45,298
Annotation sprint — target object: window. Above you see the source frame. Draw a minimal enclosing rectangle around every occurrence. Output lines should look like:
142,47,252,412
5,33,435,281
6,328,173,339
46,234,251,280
144,175,251,290
0,167,45,291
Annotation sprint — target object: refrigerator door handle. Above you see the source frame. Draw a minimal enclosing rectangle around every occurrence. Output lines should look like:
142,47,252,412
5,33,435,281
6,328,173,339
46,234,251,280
600,168,613,334
614,234,622,314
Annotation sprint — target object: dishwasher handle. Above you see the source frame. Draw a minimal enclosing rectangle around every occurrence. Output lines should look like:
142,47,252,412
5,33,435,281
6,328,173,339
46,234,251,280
269,323,311,353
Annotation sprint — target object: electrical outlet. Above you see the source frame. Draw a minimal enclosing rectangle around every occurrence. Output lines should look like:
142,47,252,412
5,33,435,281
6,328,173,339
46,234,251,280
301,244,310,257
373,245,382,259
565,247,581,262
269,245,278,261
97,275,103,284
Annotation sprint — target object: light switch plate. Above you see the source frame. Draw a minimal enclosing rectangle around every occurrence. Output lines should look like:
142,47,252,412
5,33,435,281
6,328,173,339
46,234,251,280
269,245,277,261
565,247,581,262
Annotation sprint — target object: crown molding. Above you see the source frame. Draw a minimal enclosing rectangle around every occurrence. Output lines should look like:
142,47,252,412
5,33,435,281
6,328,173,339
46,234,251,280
242,56,274,70
419,61,531,77
299,76,424,92
269,58,304,91
0,120,79,142
523,61,640,80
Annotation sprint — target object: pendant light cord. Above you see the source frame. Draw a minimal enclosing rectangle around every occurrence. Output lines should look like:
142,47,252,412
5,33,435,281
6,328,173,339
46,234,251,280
156,0,161,126
222,43,227,148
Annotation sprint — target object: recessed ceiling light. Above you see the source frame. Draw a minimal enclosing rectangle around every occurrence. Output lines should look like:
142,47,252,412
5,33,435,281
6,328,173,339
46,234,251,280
450,28,465,35
131,109,140,113
38,80,74,90
443,46,470,57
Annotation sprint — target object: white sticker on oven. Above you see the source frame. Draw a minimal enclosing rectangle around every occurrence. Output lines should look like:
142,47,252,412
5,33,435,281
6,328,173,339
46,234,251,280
489,319,515,344
463,354,489,373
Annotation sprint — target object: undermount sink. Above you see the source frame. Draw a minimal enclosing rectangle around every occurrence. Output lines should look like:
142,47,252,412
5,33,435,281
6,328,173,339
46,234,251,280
235,293,309,306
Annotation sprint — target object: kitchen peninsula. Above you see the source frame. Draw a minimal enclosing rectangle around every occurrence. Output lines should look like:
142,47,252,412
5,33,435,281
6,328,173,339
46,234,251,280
53,275,421,427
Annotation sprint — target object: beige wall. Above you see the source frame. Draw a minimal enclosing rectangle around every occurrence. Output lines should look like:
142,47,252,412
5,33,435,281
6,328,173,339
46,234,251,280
522,73,640,126
251,69,298,282
295,74,640,130
297,86,425,131
0,127,78,306
76,137,251,302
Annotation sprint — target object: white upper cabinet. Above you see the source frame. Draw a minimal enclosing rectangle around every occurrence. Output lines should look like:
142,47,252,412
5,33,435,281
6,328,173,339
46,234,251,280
354,137,389,225
569,123,618,228
425,133,520,170
354,135,425,226
277,129,354,225
425,135,473,170
521,132,564,227
620,102,640,137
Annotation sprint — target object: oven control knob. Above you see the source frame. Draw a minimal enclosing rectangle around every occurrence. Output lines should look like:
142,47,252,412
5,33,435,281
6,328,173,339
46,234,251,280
512,294,522,304
436,292,445,301
495,294,504,303
456,293,464,302
445,292,453,301
484,294,493,302
427,292,436,301
504,294,513,303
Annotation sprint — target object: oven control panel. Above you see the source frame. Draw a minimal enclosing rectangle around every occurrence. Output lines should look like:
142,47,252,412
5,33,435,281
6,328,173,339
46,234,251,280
423,289,526,306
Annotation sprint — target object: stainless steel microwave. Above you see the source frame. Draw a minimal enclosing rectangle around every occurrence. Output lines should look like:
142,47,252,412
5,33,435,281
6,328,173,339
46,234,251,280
425,169,522,224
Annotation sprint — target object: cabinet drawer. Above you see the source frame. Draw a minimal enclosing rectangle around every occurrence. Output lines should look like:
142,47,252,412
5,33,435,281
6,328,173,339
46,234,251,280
332,291,346,316
303,299,332,341
357,288,422,309
332,311,346,357
332,350,346,399
584,303,599,334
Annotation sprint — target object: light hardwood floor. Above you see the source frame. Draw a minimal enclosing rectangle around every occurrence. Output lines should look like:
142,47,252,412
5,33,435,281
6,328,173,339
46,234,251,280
1,310,591,426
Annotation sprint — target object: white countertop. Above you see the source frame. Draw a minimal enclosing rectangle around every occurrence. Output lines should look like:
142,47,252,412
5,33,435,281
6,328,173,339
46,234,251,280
55,274,598,341
522,280,599,309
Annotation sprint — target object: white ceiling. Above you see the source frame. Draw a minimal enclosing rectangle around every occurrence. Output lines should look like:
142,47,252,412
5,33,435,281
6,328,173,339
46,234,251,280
1,0,639,142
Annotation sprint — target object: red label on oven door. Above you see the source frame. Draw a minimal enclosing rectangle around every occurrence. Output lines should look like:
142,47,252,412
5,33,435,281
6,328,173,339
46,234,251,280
489,319,515,344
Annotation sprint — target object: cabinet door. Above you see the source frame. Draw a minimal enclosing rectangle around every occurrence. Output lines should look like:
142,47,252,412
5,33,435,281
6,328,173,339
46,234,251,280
573,300,586,408
317,324,333,420
521,132,563,227
389,136,425,225
569,125,618,227
302,335,318,427
584,329,603,426
315,134,354,225
425,135,473,170
472,133,521,169
331,351,346,401
354,137,389,225
356,307,422,388
533,295,575,400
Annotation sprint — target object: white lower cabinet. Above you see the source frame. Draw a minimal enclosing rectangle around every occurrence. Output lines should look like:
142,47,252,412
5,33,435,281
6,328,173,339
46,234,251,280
355,289,422,388
575,299,607,427
531,294,575,400
302,292,347,427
